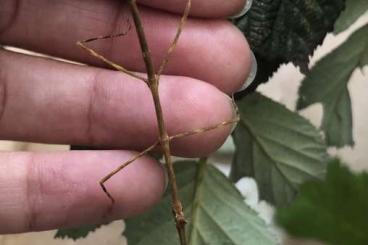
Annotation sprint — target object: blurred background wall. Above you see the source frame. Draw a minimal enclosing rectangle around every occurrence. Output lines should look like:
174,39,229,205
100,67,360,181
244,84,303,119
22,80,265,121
0,14,367,245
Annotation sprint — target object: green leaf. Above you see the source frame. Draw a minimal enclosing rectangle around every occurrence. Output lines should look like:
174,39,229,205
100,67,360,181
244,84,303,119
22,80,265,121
234,0,345,88
125,161,277,245
297,24,368,147
276,159,368,245
231,93,328,207
334,0,368,33
55,224,102,240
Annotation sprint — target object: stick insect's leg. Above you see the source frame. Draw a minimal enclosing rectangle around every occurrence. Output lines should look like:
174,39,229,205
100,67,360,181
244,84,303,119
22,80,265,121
169,117,240,141
99,141,159,204
169,95,240,140
99,114,239,203
99,181,115,204
157,0,192,79
76,32,147,83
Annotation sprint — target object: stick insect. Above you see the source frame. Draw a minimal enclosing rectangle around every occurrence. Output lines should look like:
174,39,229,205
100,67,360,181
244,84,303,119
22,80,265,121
76,0,239,244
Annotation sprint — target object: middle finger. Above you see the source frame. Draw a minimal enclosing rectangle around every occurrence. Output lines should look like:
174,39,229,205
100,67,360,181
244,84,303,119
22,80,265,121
0,0,251,94
0,49,235,157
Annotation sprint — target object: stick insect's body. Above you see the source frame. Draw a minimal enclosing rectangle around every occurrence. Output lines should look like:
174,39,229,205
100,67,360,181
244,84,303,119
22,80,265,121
76,1,238,244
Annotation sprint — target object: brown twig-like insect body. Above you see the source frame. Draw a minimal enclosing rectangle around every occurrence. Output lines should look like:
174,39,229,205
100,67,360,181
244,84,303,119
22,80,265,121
77,1,239,244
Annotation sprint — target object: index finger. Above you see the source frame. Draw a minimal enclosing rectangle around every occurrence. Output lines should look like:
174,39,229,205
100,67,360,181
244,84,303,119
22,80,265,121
137,0,247,18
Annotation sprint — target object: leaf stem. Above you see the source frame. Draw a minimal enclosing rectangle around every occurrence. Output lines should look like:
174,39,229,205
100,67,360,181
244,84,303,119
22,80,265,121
188,158,207,244
128,1,187,244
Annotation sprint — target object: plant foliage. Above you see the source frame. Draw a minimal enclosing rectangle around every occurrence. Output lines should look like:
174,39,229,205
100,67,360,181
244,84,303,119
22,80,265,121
231,93,328,207
297,23,368,147
234,0,345,90
334,0,368,33
54,224,102,240
276,159,368,245
125,161,278,245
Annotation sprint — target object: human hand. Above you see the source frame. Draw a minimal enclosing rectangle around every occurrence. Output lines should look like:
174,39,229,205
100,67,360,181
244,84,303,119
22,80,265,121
0,0,252,233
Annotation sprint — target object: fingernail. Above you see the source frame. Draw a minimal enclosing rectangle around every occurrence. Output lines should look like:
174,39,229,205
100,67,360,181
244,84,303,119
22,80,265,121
236,51,257,93
230,0,253,19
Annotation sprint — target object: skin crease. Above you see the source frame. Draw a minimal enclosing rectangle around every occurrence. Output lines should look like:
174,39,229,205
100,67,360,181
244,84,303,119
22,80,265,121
0,0,251,233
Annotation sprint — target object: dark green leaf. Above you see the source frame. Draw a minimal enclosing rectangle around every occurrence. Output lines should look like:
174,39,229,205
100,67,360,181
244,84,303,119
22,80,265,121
55,224,102,240
125,161,277,245
231,93,328,207
276,159,368,245
297,24,368,147
234,0,345,88
334,0,368,33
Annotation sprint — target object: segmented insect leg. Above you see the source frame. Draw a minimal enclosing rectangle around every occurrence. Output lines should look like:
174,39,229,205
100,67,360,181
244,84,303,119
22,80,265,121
99,141,159,203
157,0,192,79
